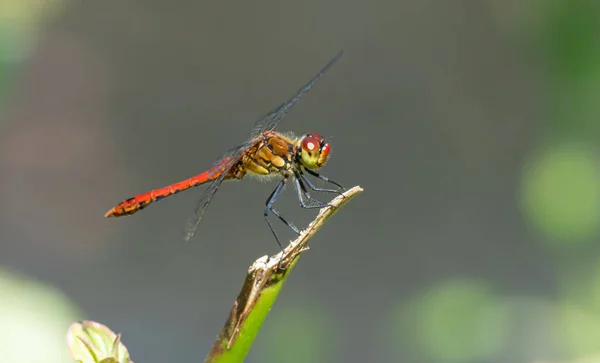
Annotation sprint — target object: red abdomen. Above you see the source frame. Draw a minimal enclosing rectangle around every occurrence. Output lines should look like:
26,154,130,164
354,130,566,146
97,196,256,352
105,171,215,218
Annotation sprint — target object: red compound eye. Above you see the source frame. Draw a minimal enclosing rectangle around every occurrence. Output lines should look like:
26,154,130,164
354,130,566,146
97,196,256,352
317,140,332,168
320,142,331,159
301,134,322,153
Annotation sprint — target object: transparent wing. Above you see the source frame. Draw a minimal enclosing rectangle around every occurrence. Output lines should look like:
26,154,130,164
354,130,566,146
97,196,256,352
250,49,344,138
182,142,251,241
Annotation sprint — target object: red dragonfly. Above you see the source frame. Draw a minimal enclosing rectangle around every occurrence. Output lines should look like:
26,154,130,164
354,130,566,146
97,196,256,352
105,50,345,248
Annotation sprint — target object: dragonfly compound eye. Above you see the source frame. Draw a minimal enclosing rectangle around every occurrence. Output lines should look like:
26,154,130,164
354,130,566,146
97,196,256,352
300,134,331,169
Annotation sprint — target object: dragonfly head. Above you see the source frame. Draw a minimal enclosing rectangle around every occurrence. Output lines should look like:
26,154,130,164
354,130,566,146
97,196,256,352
297,133,331,169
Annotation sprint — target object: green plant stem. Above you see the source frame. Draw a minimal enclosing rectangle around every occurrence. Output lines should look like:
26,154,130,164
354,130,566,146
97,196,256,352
203,186,363,363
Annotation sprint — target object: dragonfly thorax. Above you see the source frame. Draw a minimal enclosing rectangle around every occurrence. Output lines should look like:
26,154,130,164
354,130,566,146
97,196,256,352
296,133,331,170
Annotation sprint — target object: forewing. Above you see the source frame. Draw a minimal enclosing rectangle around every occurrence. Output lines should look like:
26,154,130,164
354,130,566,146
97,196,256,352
250,49,344,138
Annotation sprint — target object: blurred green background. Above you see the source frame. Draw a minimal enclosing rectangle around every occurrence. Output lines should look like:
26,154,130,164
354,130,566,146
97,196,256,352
1,1,599,363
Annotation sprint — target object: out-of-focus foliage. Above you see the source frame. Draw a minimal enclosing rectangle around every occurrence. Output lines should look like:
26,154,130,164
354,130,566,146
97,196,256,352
0,268,82,363
506,0,600,360
519,0,600,244
541,0,600,138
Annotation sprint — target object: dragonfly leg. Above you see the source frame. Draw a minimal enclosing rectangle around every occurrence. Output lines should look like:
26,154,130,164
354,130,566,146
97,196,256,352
265,180,302,240
265,179,300,272
303,168,345,191
264,179,287,253
299,172,343,195
294,177,329,209
271,208,301,235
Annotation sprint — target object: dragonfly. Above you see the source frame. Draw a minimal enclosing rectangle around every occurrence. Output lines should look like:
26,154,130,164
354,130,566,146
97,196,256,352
105,50,345,250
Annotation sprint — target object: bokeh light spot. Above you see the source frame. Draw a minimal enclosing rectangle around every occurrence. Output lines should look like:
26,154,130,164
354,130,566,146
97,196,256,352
521,143,600,244
399,278,508,362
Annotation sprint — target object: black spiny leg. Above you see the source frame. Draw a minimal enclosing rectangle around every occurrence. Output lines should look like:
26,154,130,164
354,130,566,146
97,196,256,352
294,176,329,209
265,179,287,253
303,168,345,191
271,208,300,235
265,178,301,271
264,178,302,253
300,172,344,195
